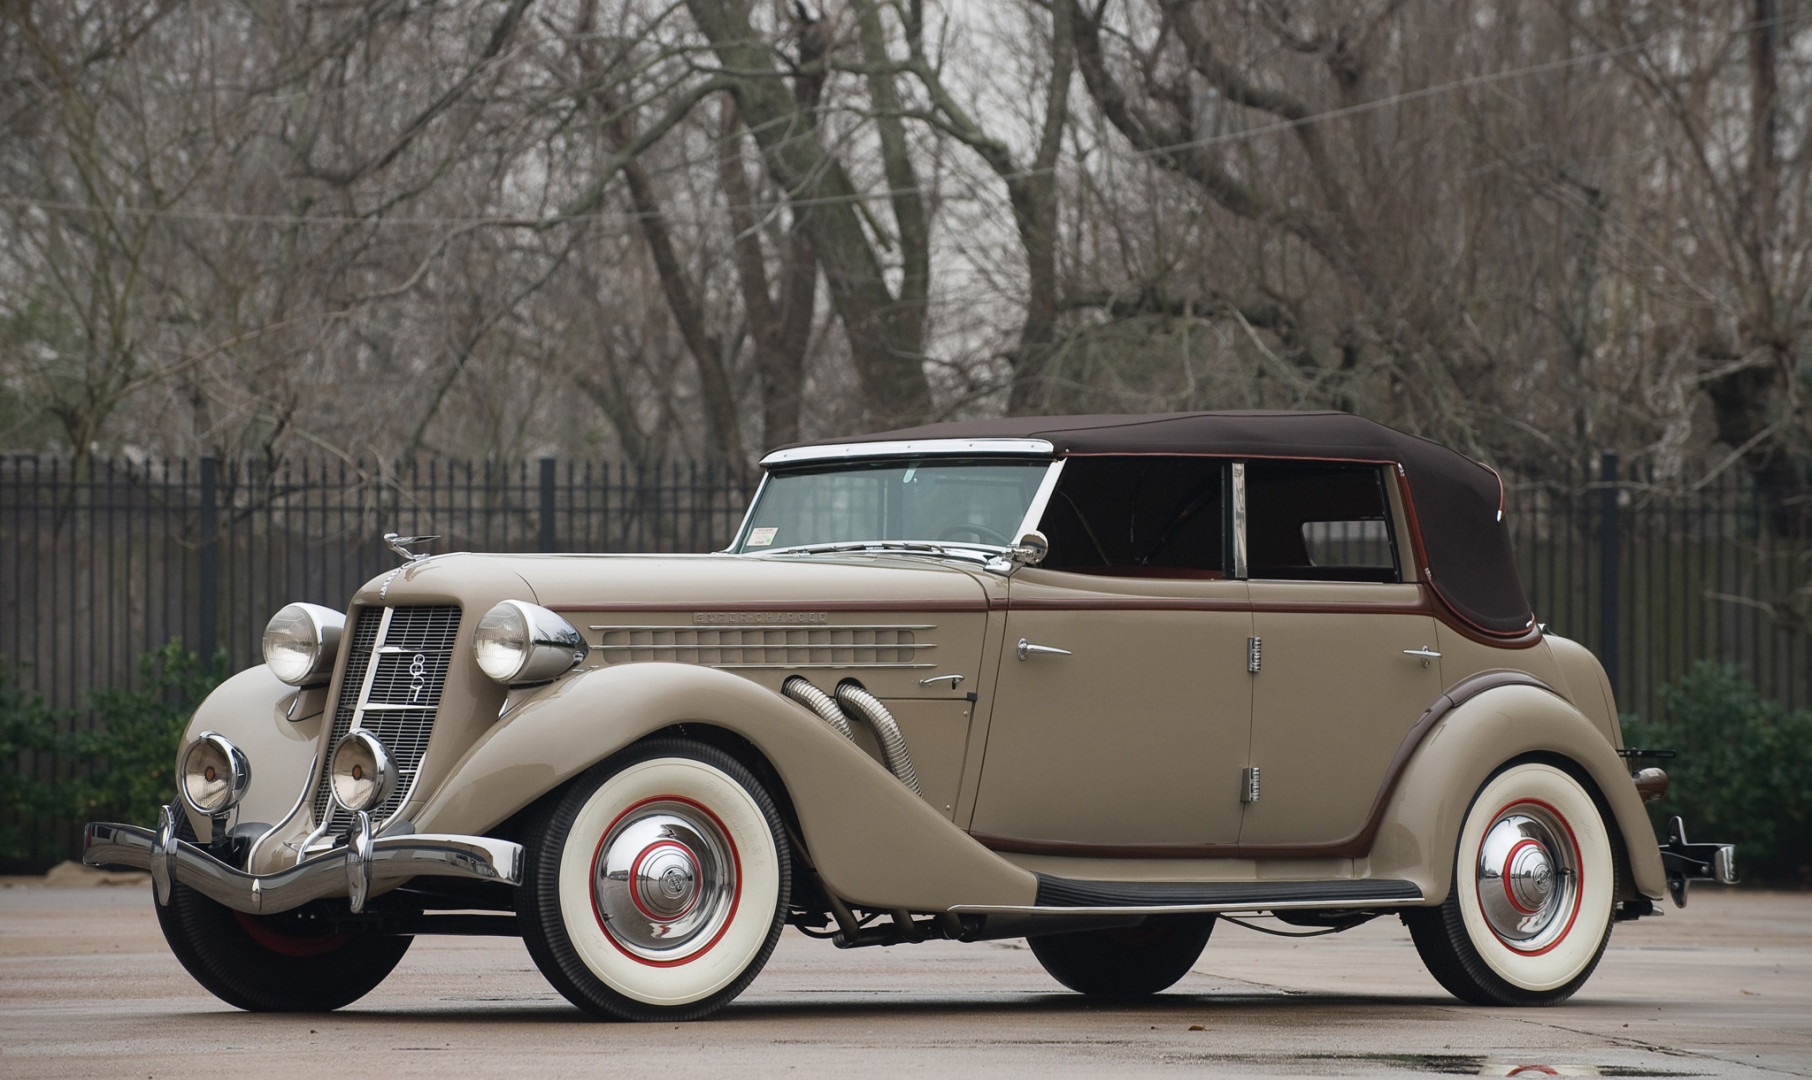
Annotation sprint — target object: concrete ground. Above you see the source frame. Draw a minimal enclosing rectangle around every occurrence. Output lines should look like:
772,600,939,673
1,869,1807,1079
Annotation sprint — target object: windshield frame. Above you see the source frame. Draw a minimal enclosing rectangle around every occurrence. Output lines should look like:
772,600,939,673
724,456,1065,557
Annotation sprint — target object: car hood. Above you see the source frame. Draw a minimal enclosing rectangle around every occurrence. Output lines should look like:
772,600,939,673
354,551,994,612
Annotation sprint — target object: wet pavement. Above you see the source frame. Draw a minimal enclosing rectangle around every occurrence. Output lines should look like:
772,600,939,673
2,873,1807,1078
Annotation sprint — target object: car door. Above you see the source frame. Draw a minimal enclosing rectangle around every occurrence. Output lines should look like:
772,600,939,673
1235,461,1446,847
968,456,1254,848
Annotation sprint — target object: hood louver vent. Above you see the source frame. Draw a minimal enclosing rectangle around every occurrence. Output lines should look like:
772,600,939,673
590,624,933,669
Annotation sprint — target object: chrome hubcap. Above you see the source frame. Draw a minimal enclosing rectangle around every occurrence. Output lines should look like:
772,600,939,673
1476,804,1578,951
592,801,736,962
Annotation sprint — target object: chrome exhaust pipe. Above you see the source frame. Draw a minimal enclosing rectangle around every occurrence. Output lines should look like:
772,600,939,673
782,676,856,741
835,680,922,796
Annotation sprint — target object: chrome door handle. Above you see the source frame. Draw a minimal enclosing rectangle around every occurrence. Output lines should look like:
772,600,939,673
1403,646,1442,667
1017,638,1072,661
918,674,966,688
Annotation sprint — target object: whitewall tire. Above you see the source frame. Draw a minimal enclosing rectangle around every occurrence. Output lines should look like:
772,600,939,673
1406,760,1617,1005
519,738,791,1021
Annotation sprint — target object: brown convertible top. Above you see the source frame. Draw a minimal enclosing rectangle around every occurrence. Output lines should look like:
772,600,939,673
781,411,1533,637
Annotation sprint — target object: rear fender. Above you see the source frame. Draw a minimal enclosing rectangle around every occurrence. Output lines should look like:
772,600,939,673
1367,683,1666,903
412,663,1037,911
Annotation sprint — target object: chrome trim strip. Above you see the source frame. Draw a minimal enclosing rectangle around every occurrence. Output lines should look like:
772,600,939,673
761,438,1056,467
357,702,439,712
592,643,935,654
244,750,320,873
83,820,523,916
1014,460,1067,543
588,623,936,633
1230,461,1249,579
297,805,335,860
721,472,770,553
711,662,937,670
346,606,395,741
949,889,1425,918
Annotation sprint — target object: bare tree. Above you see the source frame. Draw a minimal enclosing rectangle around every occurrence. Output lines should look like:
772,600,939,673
1,0,1805,499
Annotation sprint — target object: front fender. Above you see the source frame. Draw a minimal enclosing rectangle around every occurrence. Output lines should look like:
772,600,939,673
1367,683,1666,903
412,663,1038,912
178,665,325,846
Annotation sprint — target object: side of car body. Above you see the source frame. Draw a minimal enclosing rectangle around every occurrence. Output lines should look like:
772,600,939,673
84,412,1735,1019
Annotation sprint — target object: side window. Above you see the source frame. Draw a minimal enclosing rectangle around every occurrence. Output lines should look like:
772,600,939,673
1037,457,1224,576
1244,462,1400,583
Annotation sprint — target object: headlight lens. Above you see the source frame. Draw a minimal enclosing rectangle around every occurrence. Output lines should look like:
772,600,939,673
472,600,588,685
262,603,345,686
330,731,396,813
179,732,250,816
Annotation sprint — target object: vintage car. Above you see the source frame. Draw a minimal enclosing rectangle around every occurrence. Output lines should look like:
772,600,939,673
85,412,1736,1020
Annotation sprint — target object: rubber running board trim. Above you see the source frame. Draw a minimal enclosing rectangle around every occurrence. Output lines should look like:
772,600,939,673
1033,874,1423,909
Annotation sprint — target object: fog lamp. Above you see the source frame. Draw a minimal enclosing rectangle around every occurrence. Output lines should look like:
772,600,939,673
179,732,250,817
330,731,396,813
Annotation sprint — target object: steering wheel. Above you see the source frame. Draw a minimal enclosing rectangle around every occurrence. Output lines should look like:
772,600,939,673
938,523,1012,545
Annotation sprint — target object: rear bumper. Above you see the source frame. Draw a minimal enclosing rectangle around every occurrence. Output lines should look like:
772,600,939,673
1660,814,1736,907
83,807,522,916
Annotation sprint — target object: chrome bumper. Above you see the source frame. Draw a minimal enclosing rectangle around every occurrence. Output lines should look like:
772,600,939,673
1660,815,1737,907
83,807,523,916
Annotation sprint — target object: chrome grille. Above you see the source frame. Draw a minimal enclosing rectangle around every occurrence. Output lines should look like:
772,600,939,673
312,605,461,833
589,624,932,668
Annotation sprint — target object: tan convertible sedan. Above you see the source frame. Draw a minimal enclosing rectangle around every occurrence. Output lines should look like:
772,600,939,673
85,412,1735,1020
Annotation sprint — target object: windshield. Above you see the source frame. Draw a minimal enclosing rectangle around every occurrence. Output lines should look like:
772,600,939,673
735,458,1053,553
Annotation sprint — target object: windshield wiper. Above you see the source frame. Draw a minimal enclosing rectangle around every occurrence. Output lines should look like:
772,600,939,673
757,540,998,563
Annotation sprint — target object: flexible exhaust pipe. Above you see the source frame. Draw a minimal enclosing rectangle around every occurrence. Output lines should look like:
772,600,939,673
782,676,857,741
835,680,922,796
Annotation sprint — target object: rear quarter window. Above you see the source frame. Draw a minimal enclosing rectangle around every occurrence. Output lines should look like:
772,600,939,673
1246,462,1400,583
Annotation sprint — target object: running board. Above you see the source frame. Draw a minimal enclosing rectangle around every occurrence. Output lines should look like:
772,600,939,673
948,874,1424,918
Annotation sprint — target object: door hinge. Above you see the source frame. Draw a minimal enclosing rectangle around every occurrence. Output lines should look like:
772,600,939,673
1247,636,1262,673
1241,766,1261,804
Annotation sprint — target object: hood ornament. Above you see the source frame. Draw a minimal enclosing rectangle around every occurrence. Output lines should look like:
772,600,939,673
383,532,440,563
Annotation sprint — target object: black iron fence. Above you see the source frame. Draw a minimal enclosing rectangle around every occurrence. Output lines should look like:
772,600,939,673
1,456,750,717
3,449,1810,765
1511,452,1811,725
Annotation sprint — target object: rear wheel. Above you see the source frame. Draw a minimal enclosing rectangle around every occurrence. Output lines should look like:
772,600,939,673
155,822,411,1011
518,738,791,1021
1405,761,1616,1005
1028,914,1215,998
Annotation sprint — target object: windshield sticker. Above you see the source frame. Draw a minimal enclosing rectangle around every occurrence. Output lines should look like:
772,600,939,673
747,527,779,547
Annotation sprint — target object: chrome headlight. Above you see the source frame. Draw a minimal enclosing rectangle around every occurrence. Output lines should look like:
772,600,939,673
179,732,250,817
472,600,588,685
262,603,345,687
330,731,396,813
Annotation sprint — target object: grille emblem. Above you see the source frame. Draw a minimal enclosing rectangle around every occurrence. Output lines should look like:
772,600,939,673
408,653,428,703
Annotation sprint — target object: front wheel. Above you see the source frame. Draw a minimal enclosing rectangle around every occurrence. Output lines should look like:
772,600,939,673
1405,761,1616,1005
156,825,411,1011
1028,914,1215,998
517,738,791,1021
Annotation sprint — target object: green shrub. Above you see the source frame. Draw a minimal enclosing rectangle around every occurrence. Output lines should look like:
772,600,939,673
1623,662,1812,883
0,662,65,866
66,642,228,829
0,641,225,869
